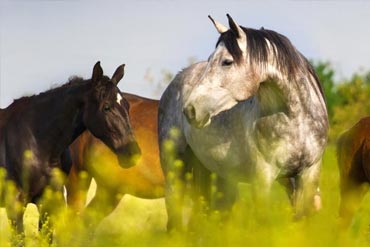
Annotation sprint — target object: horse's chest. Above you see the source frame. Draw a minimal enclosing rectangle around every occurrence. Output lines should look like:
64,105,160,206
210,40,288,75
183,111,323,179
184,123,248,177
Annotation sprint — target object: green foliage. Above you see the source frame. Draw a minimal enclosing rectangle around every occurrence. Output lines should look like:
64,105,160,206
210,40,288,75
314,62,370,142
313,61,341,119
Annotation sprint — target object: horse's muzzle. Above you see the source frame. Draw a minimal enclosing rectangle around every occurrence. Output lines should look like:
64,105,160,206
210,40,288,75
116,141,141,168
183,104,210,129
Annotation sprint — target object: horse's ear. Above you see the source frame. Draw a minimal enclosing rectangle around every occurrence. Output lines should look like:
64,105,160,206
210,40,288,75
208,15,227,34
226,14,246,51
92,61,103,83
111,64,125,85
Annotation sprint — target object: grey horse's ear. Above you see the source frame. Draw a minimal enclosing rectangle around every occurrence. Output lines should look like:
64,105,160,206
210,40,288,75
92,61,103,83
226,14,244,38
226,14,246,50
111,64,125,85
208,15,228,34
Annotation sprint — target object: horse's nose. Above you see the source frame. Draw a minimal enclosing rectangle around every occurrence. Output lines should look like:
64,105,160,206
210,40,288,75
183,104,210,128
117,141,141,168
129,141,141,157
184,104,196,123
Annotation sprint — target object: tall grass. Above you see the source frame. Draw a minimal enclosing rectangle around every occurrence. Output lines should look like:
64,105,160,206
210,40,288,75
1,145,370,246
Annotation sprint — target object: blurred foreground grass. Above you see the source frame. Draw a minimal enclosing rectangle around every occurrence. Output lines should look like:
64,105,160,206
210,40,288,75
2,145,370,247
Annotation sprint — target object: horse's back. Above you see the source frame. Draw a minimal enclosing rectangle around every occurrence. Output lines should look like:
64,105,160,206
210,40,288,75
124,93,159,134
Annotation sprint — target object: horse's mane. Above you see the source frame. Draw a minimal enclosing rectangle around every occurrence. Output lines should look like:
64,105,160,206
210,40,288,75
216,26,324,97
43,76,87,94
10,76,88,106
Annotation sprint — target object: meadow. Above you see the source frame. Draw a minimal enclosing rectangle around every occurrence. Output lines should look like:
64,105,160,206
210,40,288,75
1,56,367,247
1,144,370,247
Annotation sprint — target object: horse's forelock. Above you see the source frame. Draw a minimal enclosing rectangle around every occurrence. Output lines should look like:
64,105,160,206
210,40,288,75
93,77,119,101
216,30,243,64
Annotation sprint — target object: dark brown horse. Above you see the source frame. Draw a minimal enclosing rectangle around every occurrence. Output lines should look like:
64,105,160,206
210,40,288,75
0,62,140,233
337,117,370,228
65,93,164,227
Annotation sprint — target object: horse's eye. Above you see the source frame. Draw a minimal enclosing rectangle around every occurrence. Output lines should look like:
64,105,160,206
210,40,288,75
222,59,233,67
103,104,111,112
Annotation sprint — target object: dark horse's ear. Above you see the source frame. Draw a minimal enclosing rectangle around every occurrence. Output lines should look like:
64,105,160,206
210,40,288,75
92,61,103,83
111,64,125,85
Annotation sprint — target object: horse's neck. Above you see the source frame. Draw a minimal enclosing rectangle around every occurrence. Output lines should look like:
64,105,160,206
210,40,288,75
258,72,326,119
33,83,90,159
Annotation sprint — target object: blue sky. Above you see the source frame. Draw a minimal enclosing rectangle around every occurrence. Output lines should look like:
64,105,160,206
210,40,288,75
1,0,370,107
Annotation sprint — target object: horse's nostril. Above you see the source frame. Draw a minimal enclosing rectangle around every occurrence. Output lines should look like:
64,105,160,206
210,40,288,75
117,141,141,168
184,104,196,121
128,141,141,156
203,113,210,126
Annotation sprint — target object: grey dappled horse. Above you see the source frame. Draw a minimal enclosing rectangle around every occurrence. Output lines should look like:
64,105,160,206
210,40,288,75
158,14,328,230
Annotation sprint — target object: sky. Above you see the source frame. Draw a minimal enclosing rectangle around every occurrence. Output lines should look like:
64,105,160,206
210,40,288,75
1,0,370,107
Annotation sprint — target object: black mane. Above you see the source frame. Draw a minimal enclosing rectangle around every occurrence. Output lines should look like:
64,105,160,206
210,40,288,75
39,76,87,96
216,26,323,96
10,76,89,106
217,27,305,76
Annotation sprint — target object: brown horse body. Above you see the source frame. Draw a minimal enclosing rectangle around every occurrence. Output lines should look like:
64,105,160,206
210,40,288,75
337,117,370,227
65,93,164,227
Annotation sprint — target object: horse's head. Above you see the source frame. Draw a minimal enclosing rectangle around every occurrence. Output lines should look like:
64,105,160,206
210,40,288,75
184,14,260,128
83,62,141,168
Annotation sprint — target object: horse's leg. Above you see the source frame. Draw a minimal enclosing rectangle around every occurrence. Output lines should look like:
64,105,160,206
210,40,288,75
187,152,237,227
3,183,25,238
159,123,189,231
338,137,370,227
65,165,92,214
189,152,211,227
187,146,209,202
37,205,53,244
82,185,122,229
277,177,296,207
6,204,25,247
161,147,190,232
294,160,322,219
212,176,238,223
338,173,369,228
251,158,277,223
5,199,25,234
35,188,65,244
251,179,274,221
